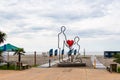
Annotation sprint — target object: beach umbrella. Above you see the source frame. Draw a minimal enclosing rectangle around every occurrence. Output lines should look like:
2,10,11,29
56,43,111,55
0,43,20,61
0,43,19,51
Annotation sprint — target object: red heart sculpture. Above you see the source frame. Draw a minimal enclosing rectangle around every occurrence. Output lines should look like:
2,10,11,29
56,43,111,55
66,40,74,47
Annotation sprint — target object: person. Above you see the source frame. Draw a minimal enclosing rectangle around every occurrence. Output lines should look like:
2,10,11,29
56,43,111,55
58,26,67,62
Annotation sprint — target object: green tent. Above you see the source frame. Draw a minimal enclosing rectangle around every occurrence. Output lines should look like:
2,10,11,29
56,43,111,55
0,43,19,52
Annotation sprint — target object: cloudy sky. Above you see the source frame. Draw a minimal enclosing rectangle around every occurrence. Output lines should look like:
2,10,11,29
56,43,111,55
0,0,120,54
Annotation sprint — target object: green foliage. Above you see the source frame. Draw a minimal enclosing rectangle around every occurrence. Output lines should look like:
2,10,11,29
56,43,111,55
0,31,6,44
0,64,19,70
14,48,25,55
32,64,39,67
113,54,120,58
114,59,120,64
118,67,120,73
14,48,25,63
113,54,120,64
0,31,6,61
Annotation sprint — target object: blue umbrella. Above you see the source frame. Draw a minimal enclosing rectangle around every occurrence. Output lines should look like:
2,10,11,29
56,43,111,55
0,43,19,52
0,43,20,62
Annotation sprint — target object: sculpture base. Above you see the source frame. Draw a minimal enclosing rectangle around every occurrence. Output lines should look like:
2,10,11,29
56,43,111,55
57,62,86,67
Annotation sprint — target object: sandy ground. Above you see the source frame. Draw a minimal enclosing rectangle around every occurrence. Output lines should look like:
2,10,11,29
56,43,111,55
1,55,120,80
0,68,120,80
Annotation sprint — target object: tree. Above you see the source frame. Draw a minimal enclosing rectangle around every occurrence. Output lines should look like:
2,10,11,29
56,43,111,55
13,48,25,63
0,31,6,44
0,31,6,62
0,50,3,61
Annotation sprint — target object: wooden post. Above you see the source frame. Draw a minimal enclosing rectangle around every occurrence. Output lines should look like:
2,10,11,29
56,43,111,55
7,52,9,62
84,48,85,57
94,58,96,69
34,51,36,66
49,59,51,67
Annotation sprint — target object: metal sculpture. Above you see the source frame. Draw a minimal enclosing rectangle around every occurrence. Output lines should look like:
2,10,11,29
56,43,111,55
73,36,80,54
58,26,67,62
58,26,81,63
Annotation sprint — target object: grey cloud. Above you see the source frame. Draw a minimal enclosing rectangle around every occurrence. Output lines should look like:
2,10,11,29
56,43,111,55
31,27,46,31
9,26,58,37
0,11,23,20
44,11,105,23
82,0,113,6
0,0,108,22
0,0,120,38
73,29,120,38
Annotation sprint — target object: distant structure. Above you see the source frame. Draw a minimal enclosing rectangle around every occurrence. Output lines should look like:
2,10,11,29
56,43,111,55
104,51,120,58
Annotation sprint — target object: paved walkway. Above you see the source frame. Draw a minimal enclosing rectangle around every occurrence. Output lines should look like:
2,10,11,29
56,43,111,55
0,68,120,80
38,57,68,68
91,55,106,69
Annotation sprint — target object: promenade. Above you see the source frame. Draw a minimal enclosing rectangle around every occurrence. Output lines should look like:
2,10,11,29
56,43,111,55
38,57,68,68
0,68,119,80
91,55,106,69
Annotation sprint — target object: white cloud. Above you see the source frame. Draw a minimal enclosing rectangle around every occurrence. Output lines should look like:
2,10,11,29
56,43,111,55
0,0,120,54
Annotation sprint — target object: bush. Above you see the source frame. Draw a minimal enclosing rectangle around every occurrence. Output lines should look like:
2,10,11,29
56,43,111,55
113,54,120,58
114,59,120,64
118,67,120,73
113,54,120,64
0,64,19,70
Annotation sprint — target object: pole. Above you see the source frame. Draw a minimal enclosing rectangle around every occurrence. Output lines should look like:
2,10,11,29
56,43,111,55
49,58,51,67
34,51,36,66
84,48,85,57
7,51,9,62
94,58,96,69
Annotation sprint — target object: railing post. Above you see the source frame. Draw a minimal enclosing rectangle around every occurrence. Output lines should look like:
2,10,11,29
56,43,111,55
34,51,36,66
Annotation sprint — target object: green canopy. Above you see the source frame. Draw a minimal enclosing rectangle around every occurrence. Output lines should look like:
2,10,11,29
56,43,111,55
0,43,19,52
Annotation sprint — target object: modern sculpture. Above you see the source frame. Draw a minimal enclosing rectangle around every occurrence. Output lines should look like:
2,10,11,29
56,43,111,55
58,26,67,62
57,26,86,67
